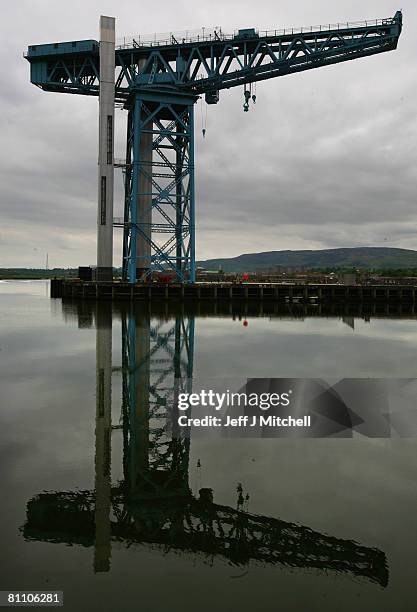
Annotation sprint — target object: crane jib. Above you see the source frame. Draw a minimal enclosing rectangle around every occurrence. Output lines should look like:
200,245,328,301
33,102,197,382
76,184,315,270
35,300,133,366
26,11,402,102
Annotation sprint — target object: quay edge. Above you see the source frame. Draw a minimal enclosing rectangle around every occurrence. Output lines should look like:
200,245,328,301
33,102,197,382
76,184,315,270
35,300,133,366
50,279,417,304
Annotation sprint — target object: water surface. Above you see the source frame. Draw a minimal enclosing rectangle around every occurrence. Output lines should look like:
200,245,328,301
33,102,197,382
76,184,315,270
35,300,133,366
1,281,416,611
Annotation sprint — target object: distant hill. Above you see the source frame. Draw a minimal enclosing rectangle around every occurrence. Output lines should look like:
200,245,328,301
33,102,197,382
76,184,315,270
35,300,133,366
3,248,417,279
0,268,77,280
197,247,417,272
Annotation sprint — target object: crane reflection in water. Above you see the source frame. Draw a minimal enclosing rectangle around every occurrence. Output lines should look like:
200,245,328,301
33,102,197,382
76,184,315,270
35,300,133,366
22,302,388,587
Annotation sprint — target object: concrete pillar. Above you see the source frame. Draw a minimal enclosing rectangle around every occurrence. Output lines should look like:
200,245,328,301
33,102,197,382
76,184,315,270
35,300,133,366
135,62,153,280
97,16,115,281
136,117,153,278
94,304,112,572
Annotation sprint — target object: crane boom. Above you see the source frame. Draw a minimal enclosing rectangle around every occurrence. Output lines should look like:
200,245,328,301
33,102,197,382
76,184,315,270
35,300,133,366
26,12,402,101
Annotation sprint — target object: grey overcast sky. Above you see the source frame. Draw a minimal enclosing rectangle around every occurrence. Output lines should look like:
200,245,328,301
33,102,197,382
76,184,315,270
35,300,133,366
0,0,416,268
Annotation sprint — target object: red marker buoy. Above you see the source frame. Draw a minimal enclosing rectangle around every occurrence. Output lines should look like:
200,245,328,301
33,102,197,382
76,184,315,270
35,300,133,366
243,320,248,327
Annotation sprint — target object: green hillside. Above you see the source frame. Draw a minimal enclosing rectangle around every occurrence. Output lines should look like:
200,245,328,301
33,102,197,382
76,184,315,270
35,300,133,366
3,248,417,279
197,247,417,273
0,268,77,280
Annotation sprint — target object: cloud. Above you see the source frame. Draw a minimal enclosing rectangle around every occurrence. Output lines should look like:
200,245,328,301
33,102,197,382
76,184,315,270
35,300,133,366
0,0,416,266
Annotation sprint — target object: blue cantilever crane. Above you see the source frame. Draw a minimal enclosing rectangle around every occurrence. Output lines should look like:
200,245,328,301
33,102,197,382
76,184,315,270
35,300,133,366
26,12,402,283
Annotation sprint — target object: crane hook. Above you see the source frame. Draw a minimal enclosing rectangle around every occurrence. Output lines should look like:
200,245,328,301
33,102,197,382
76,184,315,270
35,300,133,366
243,89,251,112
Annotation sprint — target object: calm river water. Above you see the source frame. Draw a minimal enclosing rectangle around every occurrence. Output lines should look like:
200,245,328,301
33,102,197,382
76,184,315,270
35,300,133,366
0,280,416,611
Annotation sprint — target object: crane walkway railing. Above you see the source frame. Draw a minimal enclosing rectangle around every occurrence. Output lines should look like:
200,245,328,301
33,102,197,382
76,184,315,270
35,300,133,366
116,17,397,49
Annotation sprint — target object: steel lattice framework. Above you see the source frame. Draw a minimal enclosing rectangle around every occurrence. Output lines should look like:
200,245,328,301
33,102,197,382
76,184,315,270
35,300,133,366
117,93,196,281
26,12,402,282
121,309,194,495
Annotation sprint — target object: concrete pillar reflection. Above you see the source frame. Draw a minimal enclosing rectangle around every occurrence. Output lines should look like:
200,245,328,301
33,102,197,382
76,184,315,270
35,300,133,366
129,311,150,494
94,304,112,572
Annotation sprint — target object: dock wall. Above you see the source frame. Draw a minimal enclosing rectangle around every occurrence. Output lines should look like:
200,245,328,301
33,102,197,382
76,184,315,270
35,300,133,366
51,279,417,305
